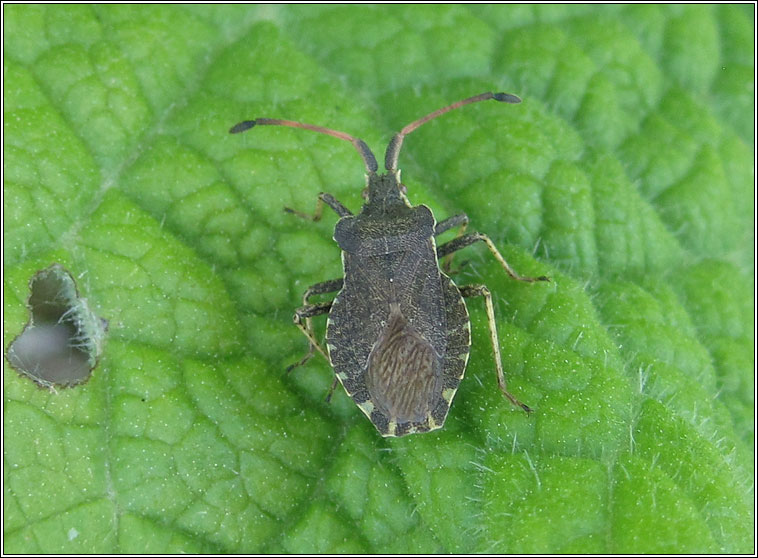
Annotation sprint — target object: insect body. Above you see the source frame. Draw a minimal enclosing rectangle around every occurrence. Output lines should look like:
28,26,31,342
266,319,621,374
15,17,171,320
231,92,549,437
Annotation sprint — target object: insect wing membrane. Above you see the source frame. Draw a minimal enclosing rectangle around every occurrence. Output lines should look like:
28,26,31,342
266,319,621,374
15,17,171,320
366,303,442,423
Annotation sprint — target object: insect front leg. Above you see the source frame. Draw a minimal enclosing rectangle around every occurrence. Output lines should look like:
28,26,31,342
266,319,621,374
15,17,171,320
437,232,550,283
284,192,353,221
459,284,532,414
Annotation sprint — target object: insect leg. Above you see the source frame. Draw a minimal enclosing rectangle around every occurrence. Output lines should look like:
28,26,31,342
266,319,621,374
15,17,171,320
302,278,344,303
287,278,344,373
434,213,469,236
459,284,532,414
290,299,344,403
288,301,333,373
434,213,469,273
284,192,353,221
437,233,549,283
325,376,340,403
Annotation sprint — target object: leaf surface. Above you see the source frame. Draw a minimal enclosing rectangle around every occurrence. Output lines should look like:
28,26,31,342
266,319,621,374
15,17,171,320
3,4,753,553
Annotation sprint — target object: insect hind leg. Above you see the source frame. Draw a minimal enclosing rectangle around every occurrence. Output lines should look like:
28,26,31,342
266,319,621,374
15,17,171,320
459,284,532,414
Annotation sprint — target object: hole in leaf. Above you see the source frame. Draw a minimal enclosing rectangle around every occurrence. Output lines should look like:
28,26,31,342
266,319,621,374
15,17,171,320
6,264,107,388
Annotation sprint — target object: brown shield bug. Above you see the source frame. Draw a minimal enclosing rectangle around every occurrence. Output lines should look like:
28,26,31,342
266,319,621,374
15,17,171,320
230,92,549,437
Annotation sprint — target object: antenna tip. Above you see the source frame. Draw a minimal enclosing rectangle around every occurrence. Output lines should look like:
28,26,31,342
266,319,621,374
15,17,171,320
493,92,522,104
229,120,257,134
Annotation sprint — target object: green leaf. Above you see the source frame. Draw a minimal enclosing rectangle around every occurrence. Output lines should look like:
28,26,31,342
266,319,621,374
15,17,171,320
3,4,753,553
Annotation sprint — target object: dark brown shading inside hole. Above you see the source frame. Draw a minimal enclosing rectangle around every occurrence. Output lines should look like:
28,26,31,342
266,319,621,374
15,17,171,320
6,264,107,388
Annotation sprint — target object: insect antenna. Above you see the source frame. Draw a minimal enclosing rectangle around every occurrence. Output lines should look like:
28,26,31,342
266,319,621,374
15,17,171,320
230,118,378,173
384,91,521,171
